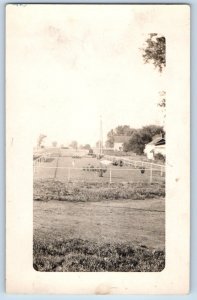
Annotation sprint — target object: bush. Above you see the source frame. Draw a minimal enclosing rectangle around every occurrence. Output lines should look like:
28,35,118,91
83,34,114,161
88,149,94,155
154,153,165,162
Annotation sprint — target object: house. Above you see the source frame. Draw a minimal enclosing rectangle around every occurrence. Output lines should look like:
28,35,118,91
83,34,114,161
113,135,130,151
144,135,165,160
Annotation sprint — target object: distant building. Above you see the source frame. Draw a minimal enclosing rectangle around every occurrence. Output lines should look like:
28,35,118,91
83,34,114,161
113,135,130,151
144,135,165,160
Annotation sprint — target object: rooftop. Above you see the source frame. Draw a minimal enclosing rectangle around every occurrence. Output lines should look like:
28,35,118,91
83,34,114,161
147,137,165,146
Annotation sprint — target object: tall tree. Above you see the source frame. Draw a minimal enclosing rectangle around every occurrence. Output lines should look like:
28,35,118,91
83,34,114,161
141,125,164,138
69,140,78,150
106,126,136,147
83,144,91,150
115,125,134,136
123,131,152,155
37,134,47,148
141,33,166,72
106,129,115,148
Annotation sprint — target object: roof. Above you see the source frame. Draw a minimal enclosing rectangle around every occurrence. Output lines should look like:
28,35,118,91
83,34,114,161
147,137,165,146
114,135,131,143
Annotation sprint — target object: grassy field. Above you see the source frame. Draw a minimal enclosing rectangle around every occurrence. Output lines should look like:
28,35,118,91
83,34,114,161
34,197,165,272
33,179,165,272
33,148,165,272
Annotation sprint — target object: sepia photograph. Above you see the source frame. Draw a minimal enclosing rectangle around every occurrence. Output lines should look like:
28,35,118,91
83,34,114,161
6,3,190,294
31,5,166,272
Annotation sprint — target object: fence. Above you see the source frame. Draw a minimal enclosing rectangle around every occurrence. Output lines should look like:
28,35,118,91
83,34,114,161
33,156,165,184
105,155,165,170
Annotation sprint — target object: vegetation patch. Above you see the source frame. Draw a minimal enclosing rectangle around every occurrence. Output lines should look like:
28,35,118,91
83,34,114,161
33,238,165,272
34,180,165,202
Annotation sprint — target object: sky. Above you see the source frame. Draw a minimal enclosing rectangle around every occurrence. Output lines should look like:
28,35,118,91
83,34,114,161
7,5,167,147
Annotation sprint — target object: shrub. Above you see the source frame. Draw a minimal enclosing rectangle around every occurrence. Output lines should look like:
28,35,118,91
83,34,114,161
154,153,165,162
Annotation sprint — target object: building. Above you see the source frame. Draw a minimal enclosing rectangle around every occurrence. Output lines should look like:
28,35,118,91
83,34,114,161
113,135,130,151
144,135,165,160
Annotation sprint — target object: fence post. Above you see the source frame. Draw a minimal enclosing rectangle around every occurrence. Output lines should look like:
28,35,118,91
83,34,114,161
109,169,112,184
68,167,70,182
150,163,153,183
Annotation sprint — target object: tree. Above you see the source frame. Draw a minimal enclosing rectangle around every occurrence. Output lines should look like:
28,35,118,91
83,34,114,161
37,134,47,148
115,125,134,136
83,144,91,150
123,125,165,155
106,129,115,148
141,33,166,72
52,141,57,148
69,140,78,150
123,131,152,154
88,148,94,155
141,125,164,138
105,126,136,147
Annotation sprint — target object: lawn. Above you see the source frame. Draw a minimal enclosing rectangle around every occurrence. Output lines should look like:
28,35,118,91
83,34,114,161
33,150,165,272
33,180,165,272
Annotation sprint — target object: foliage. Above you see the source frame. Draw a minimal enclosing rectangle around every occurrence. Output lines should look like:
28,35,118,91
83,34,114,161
115,125,135,136
37,134,47,148
105,129,115,148
141,125,164,138
158,91,166,108
33,180,165,202
141,33,166,72
33,238,165,272
123,132,151,155
69,140,78,150
83,144,91,150
154,153,165,163
106,126,136,148
123,125,164,155
88,148,94,154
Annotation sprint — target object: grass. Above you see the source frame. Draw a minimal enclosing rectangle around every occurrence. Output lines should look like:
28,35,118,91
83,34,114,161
34,180,165,202
33,153,165,272
34,191,165,272
34,155,165,184
33,238,165,272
